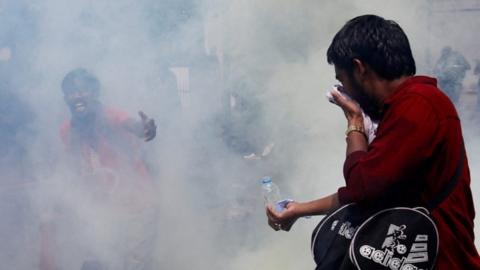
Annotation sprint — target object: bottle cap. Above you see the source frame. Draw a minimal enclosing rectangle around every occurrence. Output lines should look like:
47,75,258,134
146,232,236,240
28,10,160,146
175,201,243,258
260,176,272,184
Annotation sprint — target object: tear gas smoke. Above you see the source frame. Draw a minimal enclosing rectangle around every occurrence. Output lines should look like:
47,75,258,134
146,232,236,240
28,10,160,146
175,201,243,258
0,1,478,269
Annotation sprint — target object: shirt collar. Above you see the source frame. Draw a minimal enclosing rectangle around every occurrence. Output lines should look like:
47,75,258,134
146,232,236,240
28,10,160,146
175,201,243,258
383,76,437,106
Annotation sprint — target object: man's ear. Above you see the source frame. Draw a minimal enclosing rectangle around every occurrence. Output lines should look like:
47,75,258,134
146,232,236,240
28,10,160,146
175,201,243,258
352,58,366,77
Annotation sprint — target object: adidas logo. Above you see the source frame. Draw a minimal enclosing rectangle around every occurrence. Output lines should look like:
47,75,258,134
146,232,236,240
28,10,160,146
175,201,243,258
358,223,429,270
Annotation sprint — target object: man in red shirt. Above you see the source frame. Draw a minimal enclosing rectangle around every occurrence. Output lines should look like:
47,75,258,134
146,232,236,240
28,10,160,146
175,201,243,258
266,15,480,269
40,68,158,270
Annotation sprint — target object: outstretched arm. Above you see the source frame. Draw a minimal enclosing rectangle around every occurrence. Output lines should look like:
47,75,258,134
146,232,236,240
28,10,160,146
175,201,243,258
266,192,340,231
124,111,157,141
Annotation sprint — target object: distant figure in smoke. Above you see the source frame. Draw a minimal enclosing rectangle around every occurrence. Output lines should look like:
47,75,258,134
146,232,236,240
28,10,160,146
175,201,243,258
40,68,158,270
60,68,156,178
222,80,263,157
0,88,36,269
220,71,274,161
433,46,471,104
0,89,33,181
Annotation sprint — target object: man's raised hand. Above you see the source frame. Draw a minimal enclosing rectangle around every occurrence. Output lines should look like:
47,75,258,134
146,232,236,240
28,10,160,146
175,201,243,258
139,111,156,141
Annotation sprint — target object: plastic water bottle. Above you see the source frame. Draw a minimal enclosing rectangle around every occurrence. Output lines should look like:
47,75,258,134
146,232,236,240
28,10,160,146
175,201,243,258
260,176,310,218
260,176,284,212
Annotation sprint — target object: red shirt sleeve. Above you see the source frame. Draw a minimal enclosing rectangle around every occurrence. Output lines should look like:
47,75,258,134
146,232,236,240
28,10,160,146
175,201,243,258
338,93,441,205
104,107,131,128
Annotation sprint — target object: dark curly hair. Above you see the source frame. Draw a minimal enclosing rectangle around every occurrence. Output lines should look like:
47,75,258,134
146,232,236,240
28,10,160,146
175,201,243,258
61,68,100,95
327,15,416,80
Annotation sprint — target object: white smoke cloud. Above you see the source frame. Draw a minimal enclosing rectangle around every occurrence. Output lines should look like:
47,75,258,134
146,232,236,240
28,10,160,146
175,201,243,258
0,0,478,269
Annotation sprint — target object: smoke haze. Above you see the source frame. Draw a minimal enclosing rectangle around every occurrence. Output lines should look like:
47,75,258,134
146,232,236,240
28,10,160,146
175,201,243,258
0,0,479,269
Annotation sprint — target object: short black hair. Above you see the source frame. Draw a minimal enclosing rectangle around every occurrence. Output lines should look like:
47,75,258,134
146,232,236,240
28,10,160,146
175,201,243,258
61,68,100,94
327,15,416,80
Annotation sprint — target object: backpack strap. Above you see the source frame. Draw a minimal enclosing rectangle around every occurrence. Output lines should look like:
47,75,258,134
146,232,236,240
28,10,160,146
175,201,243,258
426,141,465,211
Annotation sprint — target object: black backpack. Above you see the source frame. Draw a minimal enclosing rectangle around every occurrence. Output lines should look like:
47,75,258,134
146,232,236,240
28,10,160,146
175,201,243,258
311,147,464,270
311,203,372,270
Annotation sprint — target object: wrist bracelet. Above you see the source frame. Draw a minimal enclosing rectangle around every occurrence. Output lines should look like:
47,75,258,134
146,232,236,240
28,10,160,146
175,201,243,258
345,125,366,139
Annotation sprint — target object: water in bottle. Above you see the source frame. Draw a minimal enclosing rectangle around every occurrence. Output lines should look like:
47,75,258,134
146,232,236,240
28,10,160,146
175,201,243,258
260,176,310,218
260,176,286,212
